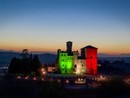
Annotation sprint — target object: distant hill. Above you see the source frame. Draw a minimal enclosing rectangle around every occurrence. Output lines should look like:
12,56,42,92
0,51,57,66
0,51,130,66
98,53,130,63
120,53,130,57
0,52,20,66
98,53,130,57
38,53,57,64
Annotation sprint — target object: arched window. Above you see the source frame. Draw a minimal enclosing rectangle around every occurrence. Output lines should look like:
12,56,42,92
74,64,77,68
62,69,64,71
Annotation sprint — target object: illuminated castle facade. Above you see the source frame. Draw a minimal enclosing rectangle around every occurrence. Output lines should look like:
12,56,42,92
57,41,98,75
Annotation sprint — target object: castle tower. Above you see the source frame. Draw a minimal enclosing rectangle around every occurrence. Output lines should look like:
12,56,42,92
81,45,98,75
86,45,98,75
66,41,72,55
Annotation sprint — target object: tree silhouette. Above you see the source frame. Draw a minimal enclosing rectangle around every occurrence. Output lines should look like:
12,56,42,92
8,49,42,76
20,49,29,59
8,57,21,74
32,55,42,76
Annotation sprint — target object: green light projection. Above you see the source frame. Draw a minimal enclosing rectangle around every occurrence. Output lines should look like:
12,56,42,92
58,52,73,74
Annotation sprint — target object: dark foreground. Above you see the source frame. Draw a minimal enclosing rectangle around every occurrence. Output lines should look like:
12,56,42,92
0,76,130,98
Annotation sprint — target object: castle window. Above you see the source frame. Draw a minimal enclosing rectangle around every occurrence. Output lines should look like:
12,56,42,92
75,64,77,68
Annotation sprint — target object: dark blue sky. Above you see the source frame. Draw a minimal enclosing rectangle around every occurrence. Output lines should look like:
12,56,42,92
0,0,130,54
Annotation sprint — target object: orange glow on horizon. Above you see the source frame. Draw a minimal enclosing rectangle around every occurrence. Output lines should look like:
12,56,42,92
1,47,130,56
0,43,130,55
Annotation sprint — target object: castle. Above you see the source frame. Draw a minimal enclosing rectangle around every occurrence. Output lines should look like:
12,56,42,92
57,41,98,75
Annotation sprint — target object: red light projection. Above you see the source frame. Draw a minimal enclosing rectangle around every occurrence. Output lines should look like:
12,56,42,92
86,47,98,75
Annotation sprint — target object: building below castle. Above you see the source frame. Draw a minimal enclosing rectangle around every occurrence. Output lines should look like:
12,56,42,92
57,41,98,75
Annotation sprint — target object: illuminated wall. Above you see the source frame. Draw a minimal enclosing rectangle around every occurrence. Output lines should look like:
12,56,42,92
58,50,73,74
86,47,98,75
57,42,98,75
74,59,86,74
73,51,86,74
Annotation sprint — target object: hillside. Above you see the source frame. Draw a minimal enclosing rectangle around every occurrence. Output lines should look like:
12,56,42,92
0,52,57,66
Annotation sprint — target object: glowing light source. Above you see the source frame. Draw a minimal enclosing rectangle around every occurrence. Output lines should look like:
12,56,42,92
42,78,44,81
58,79,61,82
41,68,44,71
42,71,46,75
16,76,21,79
41,68,46,75
75,78,86,84
25,76,29,80
33,77,37,80
66,80,69,83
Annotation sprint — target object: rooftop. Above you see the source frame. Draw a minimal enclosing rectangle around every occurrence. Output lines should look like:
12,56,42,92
81,45,97,49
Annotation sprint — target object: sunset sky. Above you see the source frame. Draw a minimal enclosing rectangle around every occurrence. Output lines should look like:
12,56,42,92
0,0,130,55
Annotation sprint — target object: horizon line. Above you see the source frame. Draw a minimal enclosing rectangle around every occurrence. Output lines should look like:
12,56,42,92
0,49,130,56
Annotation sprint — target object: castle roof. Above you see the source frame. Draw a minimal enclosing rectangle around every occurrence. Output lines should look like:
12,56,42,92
67,41,72,43
81,45,97,49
